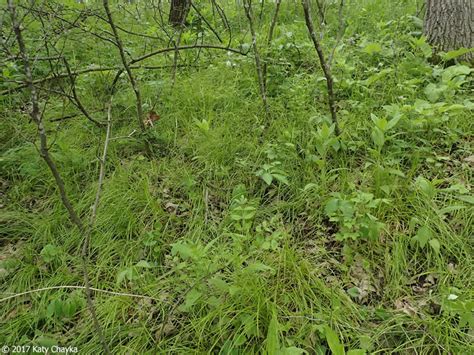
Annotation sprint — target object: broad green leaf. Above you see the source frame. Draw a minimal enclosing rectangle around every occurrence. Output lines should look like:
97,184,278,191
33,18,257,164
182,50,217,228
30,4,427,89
413,226,432,248
36,336,57,348
429,238,441,254
234,333,247,347
325,326,345,355
325,198,339,215
340,201,355,218
439,47,474,61
441,65,472,83
409,16,423,29
438,205,465,215
246,262,274,273
371,128,385,148
208,277,229,292
386,168,405,178
272,173,289,185
179,289,202,312
265,312,280,354
136,260,152,268
347,287,360,298
415,176,436,198
457,195,474,204
171,243,194,260
261,172,273,185
385,114,401,130
347,350,366,355
40,244,61,263
424,83,445,102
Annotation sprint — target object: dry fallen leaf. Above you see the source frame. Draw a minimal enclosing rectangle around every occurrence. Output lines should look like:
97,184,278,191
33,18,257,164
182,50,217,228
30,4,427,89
447,263,456,273
143,111,161,128
394,298,418,317
155,322,177,341
463,155,474,165
164,202,179,213
349,260,376,303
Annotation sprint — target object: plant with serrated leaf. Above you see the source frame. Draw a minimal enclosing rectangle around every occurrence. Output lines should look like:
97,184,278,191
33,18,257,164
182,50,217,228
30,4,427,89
116,260,153,286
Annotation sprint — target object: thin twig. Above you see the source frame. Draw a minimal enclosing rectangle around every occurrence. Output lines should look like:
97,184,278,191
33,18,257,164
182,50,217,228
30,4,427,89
328,0,346,67
102,0,149,154
190,2,223,43
81,99,113,294
7,1,110,353
262,0,282,92
62,57,103,126
301,0,341,135
0,285,161,303
1,48,247,96
129,43,248,65
171,27,184,86
243,0,269,116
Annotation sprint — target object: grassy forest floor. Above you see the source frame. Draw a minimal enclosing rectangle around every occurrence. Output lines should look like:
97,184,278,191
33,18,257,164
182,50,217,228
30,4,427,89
1,0,473,353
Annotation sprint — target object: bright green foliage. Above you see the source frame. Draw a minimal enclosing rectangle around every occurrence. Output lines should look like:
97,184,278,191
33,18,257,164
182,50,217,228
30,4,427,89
325,191,387,241
1,0,473,354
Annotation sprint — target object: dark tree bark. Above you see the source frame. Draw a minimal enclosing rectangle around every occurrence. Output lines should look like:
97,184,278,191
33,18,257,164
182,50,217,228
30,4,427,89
169,0,191,27
424,0,473,62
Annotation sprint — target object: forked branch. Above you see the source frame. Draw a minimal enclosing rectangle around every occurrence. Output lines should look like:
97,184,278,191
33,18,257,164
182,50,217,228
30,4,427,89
102,0,149,148
8,1,110,353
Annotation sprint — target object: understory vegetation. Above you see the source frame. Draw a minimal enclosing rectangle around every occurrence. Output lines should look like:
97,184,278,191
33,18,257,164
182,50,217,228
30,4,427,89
1,0,473,353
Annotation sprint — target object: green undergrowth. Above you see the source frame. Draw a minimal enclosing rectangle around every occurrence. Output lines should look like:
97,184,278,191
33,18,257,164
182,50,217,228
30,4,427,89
1,0,473,354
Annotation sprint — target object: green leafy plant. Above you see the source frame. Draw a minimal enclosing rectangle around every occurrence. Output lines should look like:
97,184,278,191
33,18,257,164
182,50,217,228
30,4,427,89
256,161,289,186
46,292,85,321
325,191,387,241
229,195,257,233
40,244,62,264
370,113,401,152
410,225,441,254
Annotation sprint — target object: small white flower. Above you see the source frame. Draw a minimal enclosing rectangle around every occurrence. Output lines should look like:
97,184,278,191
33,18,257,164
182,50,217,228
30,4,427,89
447,294,458,300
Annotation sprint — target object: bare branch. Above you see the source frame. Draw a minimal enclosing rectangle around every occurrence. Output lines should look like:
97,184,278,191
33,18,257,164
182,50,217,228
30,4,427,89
102,0,147,136
0,285,162,304
129,43,248,65
243,0,269,115
7,1,110,353
301,0,341,135
62,57,103,127
328,0,346,67
190,2,223,43
262,0,282,92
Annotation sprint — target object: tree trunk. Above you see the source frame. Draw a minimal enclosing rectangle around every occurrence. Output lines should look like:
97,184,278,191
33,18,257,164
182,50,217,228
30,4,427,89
169,0,191,27
424,0,473,62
